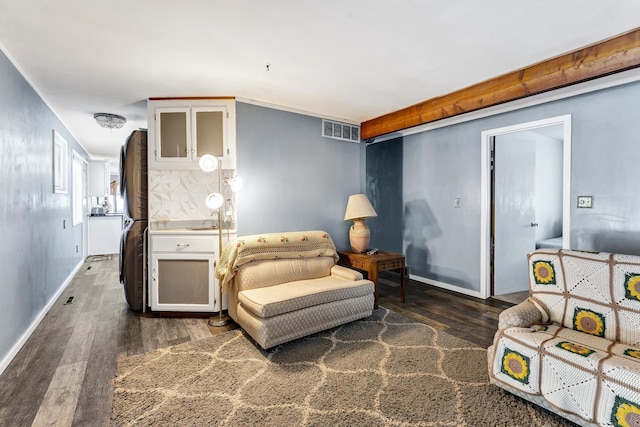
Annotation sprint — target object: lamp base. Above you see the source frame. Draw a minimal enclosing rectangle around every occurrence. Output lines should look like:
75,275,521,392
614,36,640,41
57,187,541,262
208,313,230,327
349,219,370,253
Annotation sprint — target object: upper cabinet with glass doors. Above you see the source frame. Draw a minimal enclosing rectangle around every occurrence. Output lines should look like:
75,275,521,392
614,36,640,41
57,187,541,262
148,98,236,170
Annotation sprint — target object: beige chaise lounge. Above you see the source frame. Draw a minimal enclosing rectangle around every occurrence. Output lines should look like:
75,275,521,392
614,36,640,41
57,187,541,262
216,230,375,349
488,249,640,426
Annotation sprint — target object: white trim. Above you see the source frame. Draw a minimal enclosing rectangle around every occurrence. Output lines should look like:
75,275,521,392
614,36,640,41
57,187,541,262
409,274,482,299
71,150,87,226
372,67,640,143
0,259,84,376
53,130,69,194
479,115,572,299
235,97,361,125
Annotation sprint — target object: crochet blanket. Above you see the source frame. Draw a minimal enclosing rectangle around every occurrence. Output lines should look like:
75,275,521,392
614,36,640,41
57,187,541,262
215,230,339,292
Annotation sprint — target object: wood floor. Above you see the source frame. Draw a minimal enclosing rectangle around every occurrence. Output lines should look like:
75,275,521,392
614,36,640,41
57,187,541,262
0,256,517,426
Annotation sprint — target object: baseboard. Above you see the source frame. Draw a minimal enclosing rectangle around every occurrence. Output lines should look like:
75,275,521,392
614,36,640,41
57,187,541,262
0,259,84,376
409,274,482,299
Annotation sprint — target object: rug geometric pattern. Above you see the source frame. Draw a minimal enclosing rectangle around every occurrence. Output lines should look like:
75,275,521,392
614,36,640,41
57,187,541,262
112,308,575,426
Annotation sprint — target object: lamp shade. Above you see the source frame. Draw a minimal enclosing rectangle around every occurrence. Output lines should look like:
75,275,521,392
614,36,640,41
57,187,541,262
205,192,224,210
198,154,218,173
227,176,243,193
344,194,377,221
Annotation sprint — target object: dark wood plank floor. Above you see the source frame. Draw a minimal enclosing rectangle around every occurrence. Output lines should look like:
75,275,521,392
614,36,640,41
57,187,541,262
0,256,516,426
377,273,518,347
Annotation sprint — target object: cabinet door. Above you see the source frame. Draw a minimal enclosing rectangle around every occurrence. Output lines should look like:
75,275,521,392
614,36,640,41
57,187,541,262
150,252,216,312
87,160,108,196
88,216,123,255
157,108,190,160
192,107,226,159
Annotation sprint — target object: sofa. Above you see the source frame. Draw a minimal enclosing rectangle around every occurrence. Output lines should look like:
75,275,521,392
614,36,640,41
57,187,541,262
488,249,640,426
215,230,375,349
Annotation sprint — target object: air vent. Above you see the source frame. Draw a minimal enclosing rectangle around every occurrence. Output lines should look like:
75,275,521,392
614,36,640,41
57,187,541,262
322,119,360,143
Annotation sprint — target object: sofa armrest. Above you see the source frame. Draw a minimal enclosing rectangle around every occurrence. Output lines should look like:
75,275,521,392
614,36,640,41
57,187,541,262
498,298,546,330
331,265,364,281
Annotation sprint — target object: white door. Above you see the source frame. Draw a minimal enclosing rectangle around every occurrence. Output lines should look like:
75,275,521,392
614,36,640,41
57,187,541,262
493,134,536,295
480,115,571,299
150,252,216,312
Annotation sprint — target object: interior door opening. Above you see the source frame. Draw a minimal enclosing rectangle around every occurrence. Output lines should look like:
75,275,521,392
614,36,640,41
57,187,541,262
480,115,572,299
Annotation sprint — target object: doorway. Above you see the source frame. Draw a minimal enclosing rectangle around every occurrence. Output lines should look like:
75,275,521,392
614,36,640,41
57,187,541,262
480,115,572,299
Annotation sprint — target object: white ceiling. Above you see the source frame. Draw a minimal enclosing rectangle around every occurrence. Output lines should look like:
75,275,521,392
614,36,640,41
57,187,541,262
1,0,639,160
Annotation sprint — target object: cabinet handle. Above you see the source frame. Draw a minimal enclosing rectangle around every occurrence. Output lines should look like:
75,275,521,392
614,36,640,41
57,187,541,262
176,243,190,248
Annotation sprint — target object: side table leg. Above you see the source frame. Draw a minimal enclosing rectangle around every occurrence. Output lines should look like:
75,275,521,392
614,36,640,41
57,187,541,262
371,263,379,309
400,262,406,303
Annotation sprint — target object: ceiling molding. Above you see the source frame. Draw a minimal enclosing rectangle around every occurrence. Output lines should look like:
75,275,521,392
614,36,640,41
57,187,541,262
361,27,640,140
235,97,360,125
148,96,235,101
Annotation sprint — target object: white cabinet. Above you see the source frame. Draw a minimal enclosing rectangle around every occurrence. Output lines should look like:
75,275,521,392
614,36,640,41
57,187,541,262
87,160,109,196
148,99,236,170
149,230,221,312
88,215,123,255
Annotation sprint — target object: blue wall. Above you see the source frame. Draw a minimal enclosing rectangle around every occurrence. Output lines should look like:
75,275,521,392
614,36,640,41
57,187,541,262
366,137,403,253
235,102,364,250
367,80,640,294
0,50,87,368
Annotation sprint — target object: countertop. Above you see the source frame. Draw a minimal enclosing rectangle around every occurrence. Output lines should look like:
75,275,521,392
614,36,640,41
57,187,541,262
149,227,237,235
150,219,235,232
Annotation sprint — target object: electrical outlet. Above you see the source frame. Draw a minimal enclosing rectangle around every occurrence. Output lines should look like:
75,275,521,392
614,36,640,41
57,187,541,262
577,196,593,208
76,245,79,253
454,198,461,208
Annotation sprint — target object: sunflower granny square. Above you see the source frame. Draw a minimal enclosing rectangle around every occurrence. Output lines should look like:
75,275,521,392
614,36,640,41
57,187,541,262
489,249,640,427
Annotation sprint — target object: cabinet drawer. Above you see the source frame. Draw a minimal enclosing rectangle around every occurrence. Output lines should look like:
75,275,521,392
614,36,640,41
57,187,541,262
151,234,216,253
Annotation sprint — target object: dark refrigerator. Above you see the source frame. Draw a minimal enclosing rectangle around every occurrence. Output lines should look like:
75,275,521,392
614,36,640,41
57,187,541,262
119,130,148,311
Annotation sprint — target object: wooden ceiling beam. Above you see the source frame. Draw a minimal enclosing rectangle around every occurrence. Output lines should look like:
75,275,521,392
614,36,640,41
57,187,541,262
361,28,640,140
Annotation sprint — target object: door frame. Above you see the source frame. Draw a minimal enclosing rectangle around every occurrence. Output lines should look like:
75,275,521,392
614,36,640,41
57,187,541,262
479,115,572,299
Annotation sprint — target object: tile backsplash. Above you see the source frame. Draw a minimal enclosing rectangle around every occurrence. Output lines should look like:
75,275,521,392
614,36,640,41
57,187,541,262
149,168,236,224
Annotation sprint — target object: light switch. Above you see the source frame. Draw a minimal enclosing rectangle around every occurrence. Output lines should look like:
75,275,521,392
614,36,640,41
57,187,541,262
577,196,593,208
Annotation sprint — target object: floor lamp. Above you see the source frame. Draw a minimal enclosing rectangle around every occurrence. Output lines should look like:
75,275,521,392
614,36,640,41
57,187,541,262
199,154,229,327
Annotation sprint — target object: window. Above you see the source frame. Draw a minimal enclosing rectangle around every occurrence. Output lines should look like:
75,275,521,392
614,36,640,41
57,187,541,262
72,150,86,225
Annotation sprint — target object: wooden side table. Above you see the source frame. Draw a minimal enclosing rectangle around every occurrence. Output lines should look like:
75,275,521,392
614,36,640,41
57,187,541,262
337,250,406,308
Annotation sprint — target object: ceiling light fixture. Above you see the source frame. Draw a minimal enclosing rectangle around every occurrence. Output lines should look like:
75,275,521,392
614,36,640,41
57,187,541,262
93,113,127,129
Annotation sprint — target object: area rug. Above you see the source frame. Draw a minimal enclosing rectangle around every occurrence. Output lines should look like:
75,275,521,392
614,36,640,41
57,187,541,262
111,308,574,426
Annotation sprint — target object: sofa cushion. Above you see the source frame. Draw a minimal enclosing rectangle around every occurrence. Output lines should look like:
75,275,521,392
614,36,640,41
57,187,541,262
237,294,374,349
490,324,640,424
238,277,374,318
216,230,338,292
528,249,640,345
233,257,335,293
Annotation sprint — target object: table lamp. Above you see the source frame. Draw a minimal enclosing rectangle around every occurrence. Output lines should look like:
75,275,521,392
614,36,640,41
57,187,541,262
344,193,378,253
